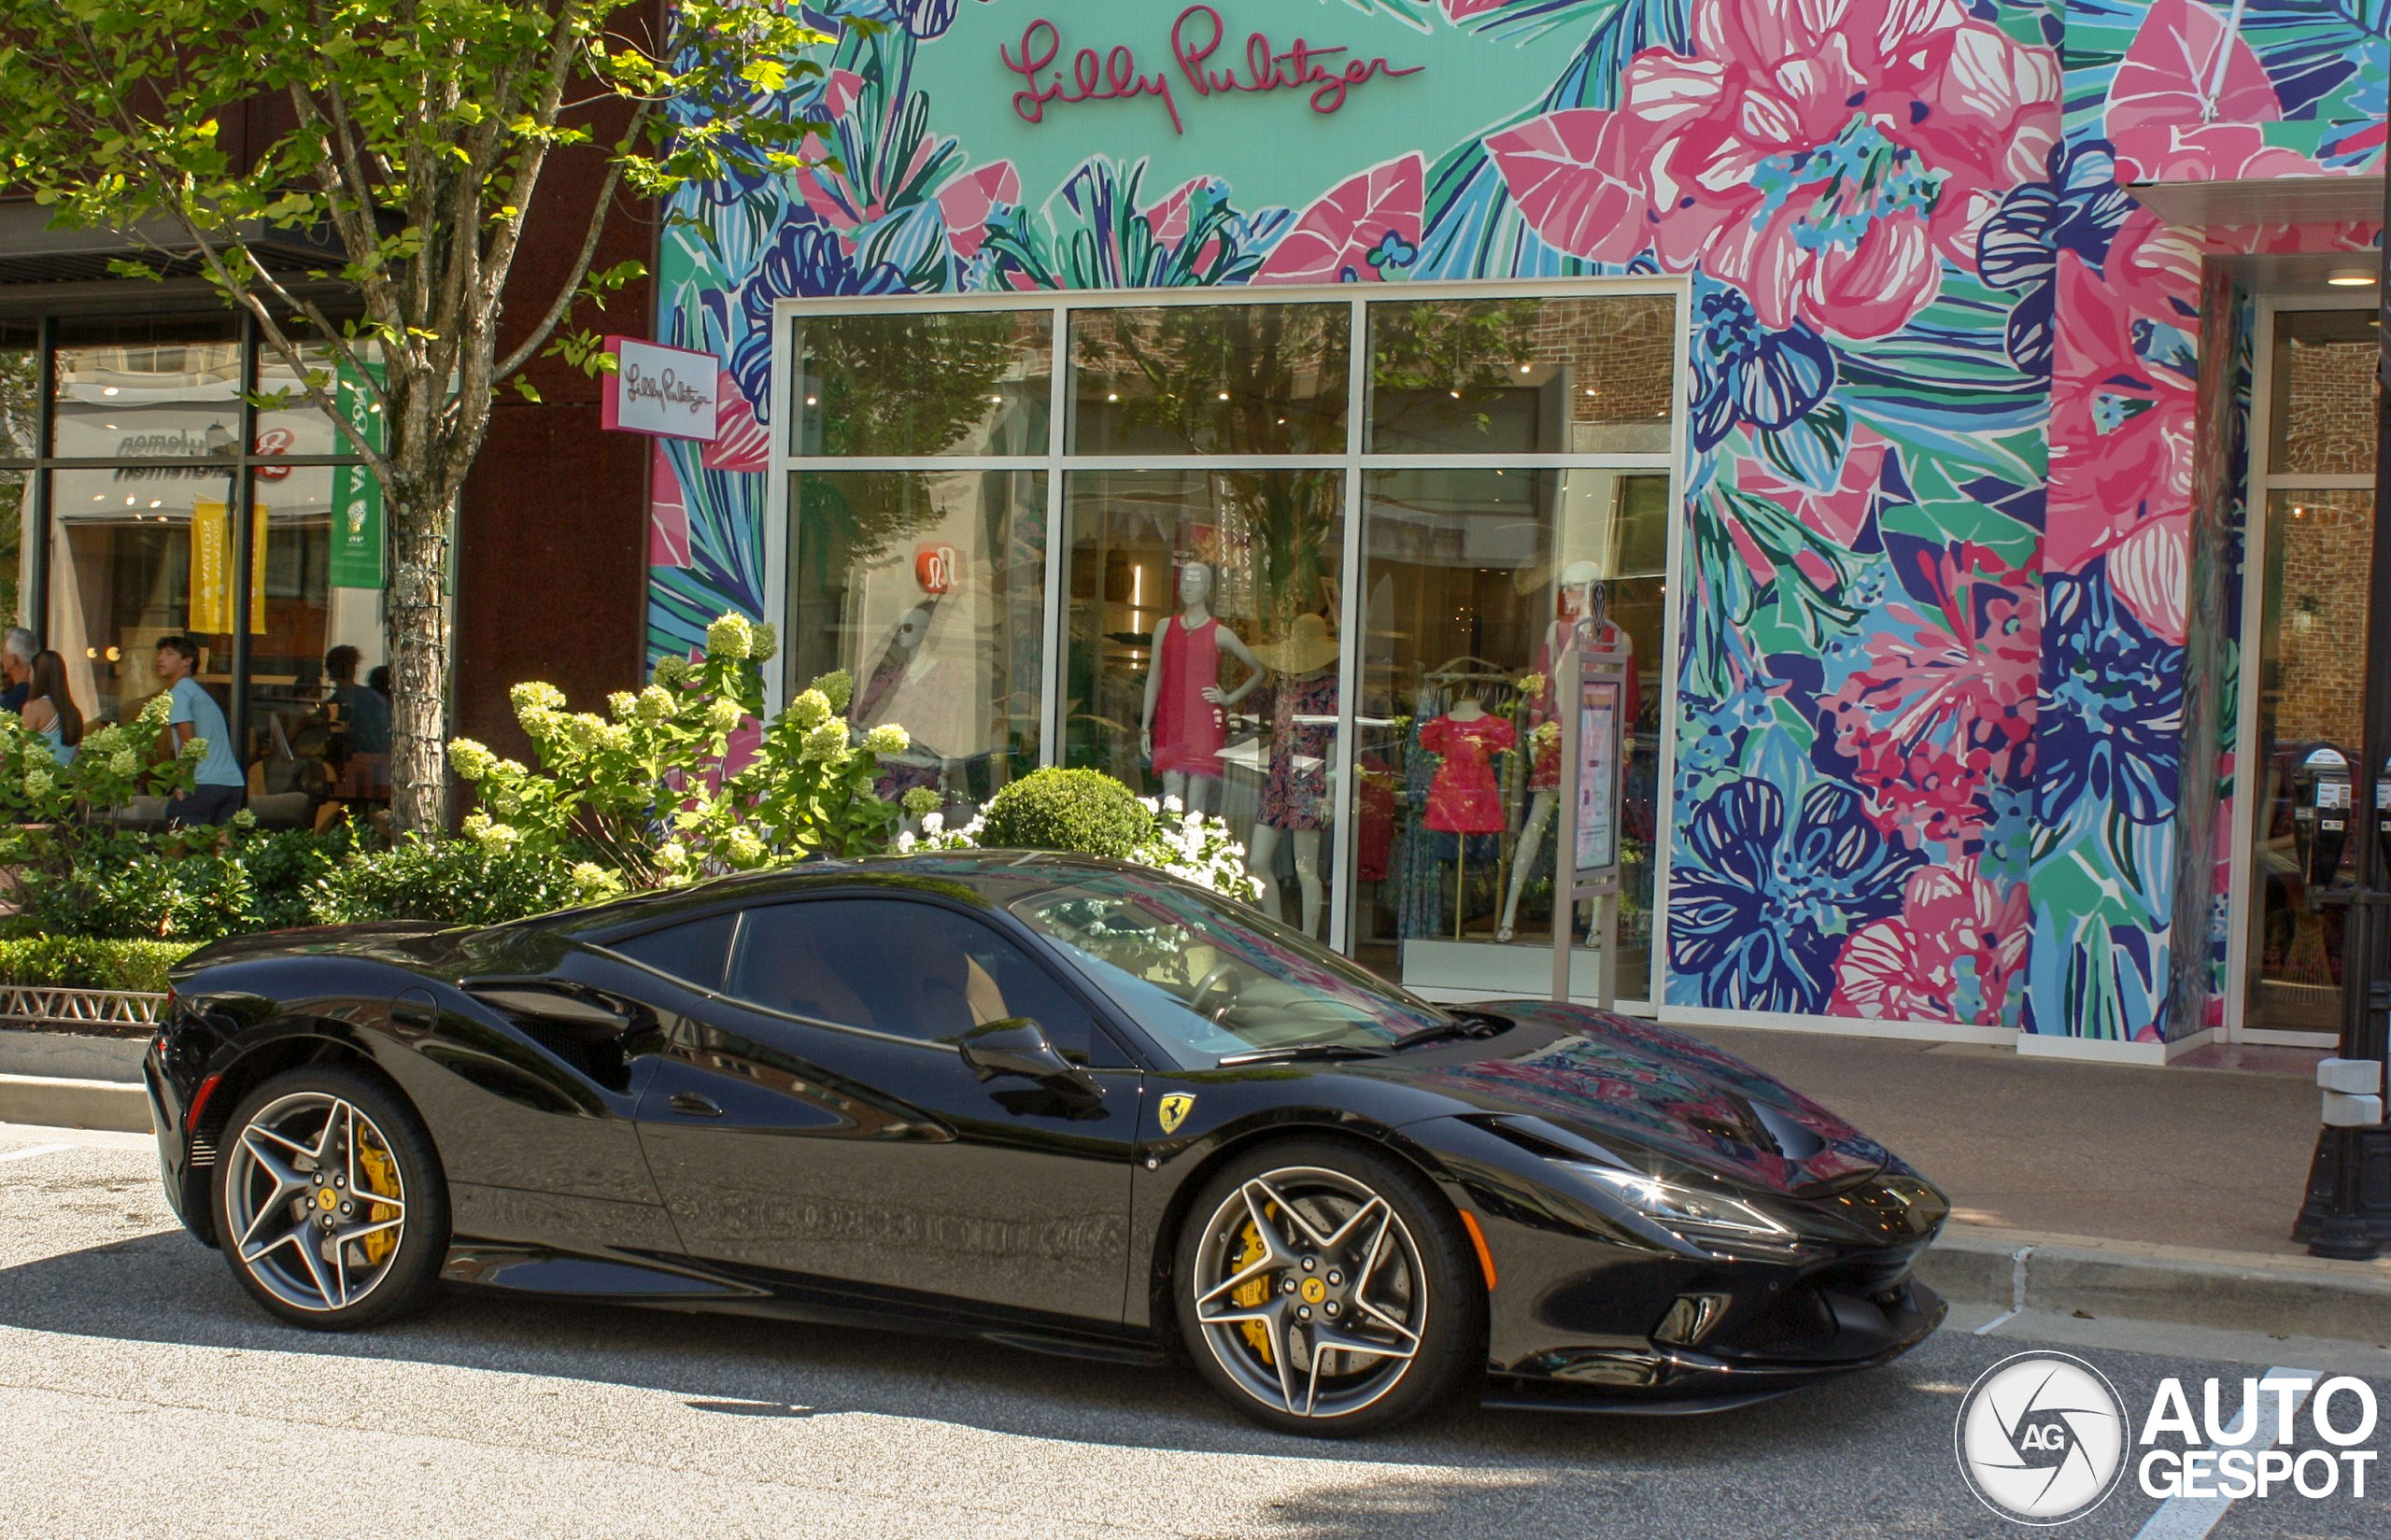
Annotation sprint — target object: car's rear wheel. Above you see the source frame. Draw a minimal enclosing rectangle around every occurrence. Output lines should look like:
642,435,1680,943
1174,1138,1483,1435
214,1066,447,1330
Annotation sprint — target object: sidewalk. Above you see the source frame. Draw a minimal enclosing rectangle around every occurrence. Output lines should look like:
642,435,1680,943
1683,1023,2330,1258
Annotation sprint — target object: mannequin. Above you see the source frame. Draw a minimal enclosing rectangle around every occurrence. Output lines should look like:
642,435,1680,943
1419,692,1515,939
1498,563,1636,942
857,602,968,812
1248,612,1338,937
1139,561,1260,814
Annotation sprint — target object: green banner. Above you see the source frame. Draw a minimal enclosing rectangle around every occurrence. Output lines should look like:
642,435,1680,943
329,359,386,590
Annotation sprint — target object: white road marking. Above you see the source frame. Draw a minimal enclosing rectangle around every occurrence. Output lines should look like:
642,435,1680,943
1973,1308,2019,1335
2131,1365,2318,1540
0,1144,72,1164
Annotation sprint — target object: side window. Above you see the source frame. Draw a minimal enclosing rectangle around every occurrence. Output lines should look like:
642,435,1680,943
728,899,1114,1063
608,912,739,993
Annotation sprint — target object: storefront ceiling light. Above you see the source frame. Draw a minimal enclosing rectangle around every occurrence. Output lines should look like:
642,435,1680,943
2327,266,2376,287
148,501,161,508
1106,392,1119,402
101,386,117,396
1216,391,1229,401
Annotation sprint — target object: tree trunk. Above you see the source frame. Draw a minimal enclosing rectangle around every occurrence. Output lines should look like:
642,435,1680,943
386,489,455,833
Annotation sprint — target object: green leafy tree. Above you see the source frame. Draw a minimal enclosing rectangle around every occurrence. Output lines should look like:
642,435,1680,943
0,0,834,831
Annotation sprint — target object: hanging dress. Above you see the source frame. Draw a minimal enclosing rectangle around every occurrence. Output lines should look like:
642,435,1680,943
1420,713,1515,833
1152,615,1226,778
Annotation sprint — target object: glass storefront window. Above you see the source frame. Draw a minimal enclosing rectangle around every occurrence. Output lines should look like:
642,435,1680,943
2269,309,2380,478
793,310,1052,457
49,464,233,728
779,287,1678,988
24,316,385,827
1069,304,1349,456
1350,466,1669,993
2243,307,2381,1036
51,317,242,461
1367,295,1675,456
255,334,387,460
248,469,390,813
788,469,1046,822
1062,469,1346,937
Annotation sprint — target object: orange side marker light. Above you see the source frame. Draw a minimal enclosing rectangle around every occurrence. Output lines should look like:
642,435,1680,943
1457,1209,1497,1292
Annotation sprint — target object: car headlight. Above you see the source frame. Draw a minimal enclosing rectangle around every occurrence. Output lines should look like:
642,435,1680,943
1563,1162,1813,1259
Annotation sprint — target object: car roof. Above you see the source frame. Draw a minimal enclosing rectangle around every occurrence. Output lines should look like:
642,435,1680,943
545,850,1172,939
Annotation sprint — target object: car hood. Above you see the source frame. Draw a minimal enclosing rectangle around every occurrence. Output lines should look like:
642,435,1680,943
1374,1003,1896,1194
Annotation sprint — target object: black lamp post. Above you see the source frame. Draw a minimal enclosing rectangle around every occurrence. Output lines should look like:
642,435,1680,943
2293,169,2391,1260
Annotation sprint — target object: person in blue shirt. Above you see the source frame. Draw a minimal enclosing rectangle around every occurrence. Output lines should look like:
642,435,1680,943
154,634,247,827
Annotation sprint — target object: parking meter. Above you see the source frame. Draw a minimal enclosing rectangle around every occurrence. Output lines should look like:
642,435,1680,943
2292,744,2353,886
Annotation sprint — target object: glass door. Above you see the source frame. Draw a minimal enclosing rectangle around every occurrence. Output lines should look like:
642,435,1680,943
2241,304,2382,1038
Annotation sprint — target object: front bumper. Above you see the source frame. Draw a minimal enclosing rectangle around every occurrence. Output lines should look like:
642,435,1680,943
1482,1274,1945,1412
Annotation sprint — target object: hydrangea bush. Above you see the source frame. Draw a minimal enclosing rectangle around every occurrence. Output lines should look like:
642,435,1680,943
450,612,921,895
904,789,1258,904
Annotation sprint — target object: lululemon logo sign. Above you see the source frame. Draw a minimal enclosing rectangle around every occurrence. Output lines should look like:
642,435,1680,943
1956,1352,2129,1525
916,544,957,595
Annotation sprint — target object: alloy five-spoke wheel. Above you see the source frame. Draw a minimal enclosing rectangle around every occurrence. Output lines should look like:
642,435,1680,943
1176,1140,1483,1435
215,1067,446,1330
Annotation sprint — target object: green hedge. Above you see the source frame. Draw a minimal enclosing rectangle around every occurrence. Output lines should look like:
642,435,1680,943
978,768,1153,859
0,936,198,995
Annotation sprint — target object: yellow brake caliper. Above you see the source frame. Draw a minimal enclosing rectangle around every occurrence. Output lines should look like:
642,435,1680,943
355,1137,401,1265
1233,1220,1274,1365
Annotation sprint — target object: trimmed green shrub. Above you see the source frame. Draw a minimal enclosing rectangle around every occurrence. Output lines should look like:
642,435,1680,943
0,936,198,994
15,833,257,941
236,826,356,931
977,769,1154,859
309,836,586,925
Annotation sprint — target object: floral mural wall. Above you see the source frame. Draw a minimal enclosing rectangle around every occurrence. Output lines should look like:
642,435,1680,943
650,0,2386,1041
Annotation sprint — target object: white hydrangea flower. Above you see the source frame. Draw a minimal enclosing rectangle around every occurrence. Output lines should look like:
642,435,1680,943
607,690,638,721
816,669,854,713
725,827,765,865
706,613,754,660
703,697,745,735
799,719,848,764
109,749,139,777
509,681,566,716
635,685,674,724
448,739,497,781
749,622,779,663
788,688,832,729
22,768,51,799
863,723,910,756
921,810,945,835
656,841,689,870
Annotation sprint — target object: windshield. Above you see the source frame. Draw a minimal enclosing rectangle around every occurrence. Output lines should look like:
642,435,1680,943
1011,871,1448,1065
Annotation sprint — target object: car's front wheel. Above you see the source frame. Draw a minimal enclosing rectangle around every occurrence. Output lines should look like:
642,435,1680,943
1174,1138,1483,1435
213,1066,447,1330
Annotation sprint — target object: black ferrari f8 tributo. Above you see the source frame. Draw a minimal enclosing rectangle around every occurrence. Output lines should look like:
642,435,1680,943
147,852,1947,1434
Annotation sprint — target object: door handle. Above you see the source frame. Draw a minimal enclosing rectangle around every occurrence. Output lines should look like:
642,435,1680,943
668,1091,724,1117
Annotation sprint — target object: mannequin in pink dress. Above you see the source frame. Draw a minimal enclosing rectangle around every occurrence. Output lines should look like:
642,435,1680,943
1139,561,1260,814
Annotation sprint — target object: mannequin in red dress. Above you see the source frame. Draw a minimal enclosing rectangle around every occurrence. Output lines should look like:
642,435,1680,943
1139,561,1260,814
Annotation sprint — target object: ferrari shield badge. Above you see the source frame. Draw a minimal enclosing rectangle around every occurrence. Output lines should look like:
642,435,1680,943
1157,1093,1196,1135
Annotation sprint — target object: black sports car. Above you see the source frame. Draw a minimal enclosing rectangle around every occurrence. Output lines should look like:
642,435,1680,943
146,852,1947,1434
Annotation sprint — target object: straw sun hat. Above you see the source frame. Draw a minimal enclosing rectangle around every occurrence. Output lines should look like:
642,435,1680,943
1252,613,1340,673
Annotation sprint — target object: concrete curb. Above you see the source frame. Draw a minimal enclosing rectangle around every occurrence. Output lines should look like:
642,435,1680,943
1921,1222,2391,1344
0,1072,152,1135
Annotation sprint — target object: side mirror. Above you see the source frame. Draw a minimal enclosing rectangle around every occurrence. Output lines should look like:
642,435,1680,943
958,1017,1071,1082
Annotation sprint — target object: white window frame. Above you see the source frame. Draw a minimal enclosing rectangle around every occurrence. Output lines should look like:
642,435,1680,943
2224,291,2381,1046
767,275,1692,1012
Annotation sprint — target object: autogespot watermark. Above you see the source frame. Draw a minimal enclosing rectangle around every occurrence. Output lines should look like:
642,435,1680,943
1954,1350,2382,1525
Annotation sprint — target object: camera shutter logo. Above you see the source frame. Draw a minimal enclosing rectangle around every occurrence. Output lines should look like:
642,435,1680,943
1955,1352,2128,1525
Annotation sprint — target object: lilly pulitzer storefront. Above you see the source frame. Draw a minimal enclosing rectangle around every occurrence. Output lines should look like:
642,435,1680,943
647,0,2389,1061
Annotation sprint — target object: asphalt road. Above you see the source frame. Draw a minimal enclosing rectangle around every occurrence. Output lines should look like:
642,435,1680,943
3,1122,2385,1540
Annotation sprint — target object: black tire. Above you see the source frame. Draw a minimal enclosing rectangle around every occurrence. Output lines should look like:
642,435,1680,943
1173,1137,1483,1436
212,1064,449,1331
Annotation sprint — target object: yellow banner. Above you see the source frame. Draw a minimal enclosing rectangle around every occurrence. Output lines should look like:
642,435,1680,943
188,501,266,634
